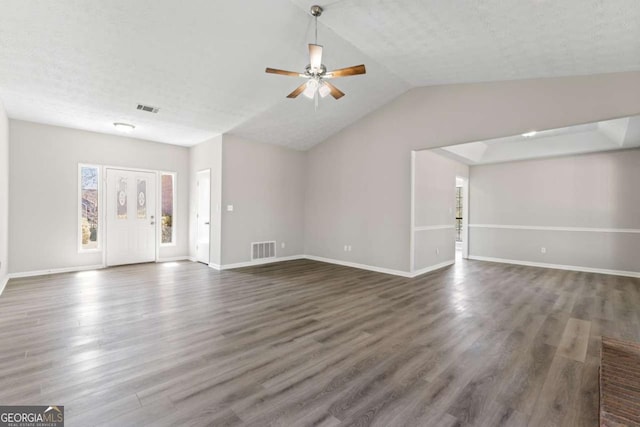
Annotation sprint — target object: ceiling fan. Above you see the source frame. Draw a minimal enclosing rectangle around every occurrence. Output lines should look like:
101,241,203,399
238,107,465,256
265,5,366,102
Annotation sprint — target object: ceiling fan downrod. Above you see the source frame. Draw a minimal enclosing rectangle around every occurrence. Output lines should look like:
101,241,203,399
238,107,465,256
310,5,323,45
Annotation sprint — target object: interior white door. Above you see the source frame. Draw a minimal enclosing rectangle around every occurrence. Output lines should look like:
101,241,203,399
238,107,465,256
106,168,157,266
196,169,211,264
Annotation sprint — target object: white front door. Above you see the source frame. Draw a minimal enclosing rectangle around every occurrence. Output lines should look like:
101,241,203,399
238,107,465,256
106,168,157,266
196,169,211,264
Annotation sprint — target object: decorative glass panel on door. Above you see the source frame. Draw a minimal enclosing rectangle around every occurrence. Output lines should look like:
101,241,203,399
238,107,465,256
137,178,147,219
117,177,127,219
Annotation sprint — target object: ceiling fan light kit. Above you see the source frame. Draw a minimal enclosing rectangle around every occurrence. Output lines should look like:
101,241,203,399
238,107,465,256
265,4,366,103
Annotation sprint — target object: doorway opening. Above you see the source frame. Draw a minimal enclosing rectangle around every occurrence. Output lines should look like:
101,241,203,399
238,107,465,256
455,175,469,262
455,177,463,261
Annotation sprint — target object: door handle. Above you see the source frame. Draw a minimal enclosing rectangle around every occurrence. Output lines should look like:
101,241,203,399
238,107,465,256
204,222,210,225
150,221,155,225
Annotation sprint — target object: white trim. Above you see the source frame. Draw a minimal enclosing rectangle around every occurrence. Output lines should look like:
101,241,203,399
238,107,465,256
214,255,454,279
468,224,640,233
8,264,106,279
306,255,413,277
0,275,8,296
459,176,470,259
414,225,455,231
220,255,305,270
0,256,456,285
468,255,640,278
410,150,416,273
156,256,191,262
411,260,456,277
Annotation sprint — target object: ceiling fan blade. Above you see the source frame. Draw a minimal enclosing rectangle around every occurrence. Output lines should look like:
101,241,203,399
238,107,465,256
323,81,345,100
266,67,303,77
286,82,308,98
326,64,366,78
309,44,323,70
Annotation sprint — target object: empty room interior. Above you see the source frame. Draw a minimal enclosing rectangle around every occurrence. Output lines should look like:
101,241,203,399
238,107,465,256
1,1,640,426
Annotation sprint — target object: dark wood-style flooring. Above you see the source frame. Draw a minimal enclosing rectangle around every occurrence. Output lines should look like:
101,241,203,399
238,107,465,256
1,259,639,426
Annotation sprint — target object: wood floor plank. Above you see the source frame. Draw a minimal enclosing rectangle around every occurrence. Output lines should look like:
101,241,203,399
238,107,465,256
556,317,591,362
527,355,585,427
0,258,637,426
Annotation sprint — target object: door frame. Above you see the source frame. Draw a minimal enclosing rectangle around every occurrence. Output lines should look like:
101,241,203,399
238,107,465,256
196,169,211,264
456,175,470,259
103,165,161,267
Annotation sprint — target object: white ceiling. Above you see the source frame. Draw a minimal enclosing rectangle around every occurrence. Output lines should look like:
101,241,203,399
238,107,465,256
0,0,639,149
434,115,640,165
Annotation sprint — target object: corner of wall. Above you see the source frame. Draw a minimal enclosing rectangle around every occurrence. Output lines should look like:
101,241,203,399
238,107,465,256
188,135,223,266
0,99,9,292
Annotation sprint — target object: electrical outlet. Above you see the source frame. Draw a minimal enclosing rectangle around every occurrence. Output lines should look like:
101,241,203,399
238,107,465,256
348,245,352,252
344,245,348,251
541,247,546,254
226,205,234,212
281,242,285,249
436,248,440,255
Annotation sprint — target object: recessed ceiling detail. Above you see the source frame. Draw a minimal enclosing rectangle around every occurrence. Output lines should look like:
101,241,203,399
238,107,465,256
434,115,640,165
0,0,638,148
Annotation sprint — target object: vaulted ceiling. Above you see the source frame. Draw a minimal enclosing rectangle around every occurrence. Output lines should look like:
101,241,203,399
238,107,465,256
0,0,639,149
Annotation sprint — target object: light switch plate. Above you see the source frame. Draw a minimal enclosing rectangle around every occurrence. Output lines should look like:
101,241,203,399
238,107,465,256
226,205,234,212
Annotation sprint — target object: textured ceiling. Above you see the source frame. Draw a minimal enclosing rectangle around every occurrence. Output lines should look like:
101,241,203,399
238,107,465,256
297,0,640,86
0,0,639,148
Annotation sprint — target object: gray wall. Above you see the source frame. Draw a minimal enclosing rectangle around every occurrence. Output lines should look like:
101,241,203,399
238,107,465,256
0,102,8,286
469,149,640,273
413,150,468,271
305,71,640,273
221,134,305,265
9,120,190,273
189,135,222,265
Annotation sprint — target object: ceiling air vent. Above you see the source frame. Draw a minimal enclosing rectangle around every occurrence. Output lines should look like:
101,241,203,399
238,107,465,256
251,241,276,261
136,104,159,113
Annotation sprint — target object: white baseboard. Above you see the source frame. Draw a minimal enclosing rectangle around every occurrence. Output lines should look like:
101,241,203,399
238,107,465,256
217,255,306,270
0,275,8,296
212,254,454,279
8,264,106,279
156,256,192,263
411,260,455,277
304,255,414,277
468,255,640,278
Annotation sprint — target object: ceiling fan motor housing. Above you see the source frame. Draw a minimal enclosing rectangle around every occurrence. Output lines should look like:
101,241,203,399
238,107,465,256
305,64,326,77
310,5,323,17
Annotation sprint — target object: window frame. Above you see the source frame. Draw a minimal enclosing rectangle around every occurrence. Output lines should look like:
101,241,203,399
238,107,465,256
159,171,177,247
78,163,103,253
